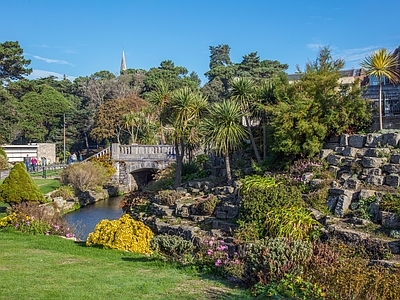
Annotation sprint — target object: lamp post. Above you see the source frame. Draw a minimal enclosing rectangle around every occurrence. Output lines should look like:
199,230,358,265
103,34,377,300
63,114,66,164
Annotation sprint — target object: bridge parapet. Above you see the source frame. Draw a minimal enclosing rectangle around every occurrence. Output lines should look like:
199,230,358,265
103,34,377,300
111,143,174,161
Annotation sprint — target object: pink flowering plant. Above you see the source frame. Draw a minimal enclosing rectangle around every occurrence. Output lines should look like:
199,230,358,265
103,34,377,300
0,202,75,238
289,158,324,183
195,236,244,279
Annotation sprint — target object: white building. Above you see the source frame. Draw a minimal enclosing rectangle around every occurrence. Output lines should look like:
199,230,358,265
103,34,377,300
1,143,56,164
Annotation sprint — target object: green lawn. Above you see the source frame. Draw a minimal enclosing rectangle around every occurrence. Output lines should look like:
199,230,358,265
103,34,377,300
0,230,251,300
32,178,61,194
0,169,62,195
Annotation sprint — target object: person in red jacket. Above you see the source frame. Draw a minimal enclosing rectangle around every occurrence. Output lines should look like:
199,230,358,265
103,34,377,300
31,157,38,172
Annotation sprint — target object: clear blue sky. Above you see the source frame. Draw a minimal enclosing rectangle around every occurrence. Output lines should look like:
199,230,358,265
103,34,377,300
2,0,400,85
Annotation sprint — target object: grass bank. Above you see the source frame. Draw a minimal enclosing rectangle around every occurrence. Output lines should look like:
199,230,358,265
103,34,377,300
0,230,251,300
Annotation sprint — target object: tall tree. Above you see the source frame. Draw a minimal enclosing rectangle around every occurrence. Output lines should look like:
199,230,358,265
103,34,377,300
229,77,262,163
208,44,232,70
202,100,247,182
91,94,148,144
18,85,71,143
0,41,32,82
268,46,372,159
146,80,172,144
361,48,400,131
144,60,198,93
168,87,207,188
0,88,19,143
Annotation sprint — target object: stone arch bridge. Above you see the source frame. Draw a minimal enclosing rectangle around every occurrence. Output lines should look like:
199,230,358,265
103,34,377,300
93,143,175,191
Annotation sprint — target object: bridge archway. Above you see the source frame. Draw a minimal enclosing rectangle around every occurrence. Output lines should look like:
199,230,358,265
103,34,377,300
130,168,158,190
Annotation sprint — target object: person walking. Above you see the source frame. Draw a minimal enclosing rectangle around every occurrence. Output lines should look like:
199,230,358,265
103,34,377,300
24,154,31,171
71,152,77,163
31,157,38,172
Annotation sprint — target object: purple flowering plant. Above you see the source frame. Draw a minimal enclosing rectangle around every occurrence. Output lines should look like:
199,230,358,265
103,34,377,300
195,236,244,279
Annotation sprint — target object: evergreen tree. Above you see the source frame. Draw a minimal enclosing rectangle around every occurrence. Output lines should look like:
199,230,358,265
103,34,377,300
0,162,46,205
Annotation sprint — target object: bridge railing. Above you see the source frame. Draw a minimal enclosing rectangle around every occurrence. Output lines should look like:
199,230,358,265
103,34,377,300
91,146,111,159
111,144,175,161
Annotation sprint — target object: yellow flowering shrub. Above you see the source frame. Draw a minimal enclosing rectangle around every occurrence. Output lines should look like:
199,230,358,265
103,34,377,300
86,214,154,254
0,212,17,227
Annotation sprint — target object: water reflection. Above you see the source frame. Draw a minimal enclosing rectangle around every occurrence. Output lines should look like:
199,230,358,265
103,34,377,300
64,196,124,241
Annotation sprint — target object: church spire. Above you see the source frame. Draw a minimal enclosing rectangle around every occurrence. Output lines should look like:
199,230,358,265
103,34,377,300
120,50,127,73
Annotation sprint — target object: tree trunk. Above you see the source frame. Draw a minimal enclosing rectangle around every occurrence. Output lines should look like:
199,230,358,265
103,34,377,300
379,79,383,131
262,119,267,160
160,121,165,145
174,139,183,188
225,151,232,184
245,116,262,163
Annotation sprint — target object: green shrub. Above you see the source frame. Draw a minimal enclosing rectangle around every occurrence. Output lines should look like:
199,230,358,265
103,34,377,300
150,234,195,261
253,273,325,299
264,205,320,240
51,185,75,200
350,196,377,220
155,189,182,206
86,214,154,254
379,193,400,215
60,161,110,192
0,162,46,205
244,237,313,286
238,175,304,239
195,195,219,215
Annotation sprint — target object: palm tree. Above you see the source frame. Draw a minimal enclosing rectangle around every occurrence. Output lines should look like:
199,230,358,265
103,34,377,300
253,78,278,159
229,77,262,163
202,100,247,183
146,80,172,144
168,87,208,187
361,49,400,131
123,111,142,144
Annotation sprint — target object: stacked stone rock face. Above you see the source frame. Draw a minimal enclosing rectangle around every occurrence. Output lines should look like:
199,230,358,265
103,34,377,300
322,132,400,219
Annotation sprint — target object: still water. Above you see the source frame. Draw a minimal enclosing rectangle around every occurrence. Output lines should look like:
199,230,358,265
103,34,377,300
64,196,124,241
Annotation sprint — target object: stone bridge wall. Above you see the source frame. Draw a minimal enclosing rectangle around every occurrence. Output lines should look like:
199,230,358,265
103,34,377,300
110,144,175,191
322,132,400,217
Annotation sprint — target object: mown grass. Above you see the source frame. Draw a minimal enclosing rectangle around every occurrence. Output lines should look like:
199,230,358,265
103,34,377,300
32,178,61,194
0,169,62,195
0,230,252,300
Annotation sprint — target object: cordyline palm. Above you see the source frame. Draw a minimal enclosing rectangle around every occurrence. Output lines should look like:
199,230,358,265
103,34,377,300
253,79,277,159
147,80,172,144
123,111,143,144
229,77,262,163
361,49,400,131
169,87,207,188
202,100,247,183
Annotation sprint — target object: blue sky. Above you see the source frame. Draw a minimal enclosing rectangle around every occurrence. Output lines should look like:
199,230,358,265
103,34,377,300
2,0,400,85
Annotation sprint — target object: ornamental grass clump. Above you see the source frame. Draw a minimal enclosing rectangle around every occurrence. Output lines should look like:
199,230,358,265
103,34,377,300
86,214,154,254
264,205,320,240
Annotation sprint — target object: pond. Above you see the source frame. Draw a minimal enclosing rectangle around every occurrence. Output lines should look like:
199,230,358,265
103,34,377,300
64,196,124,241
